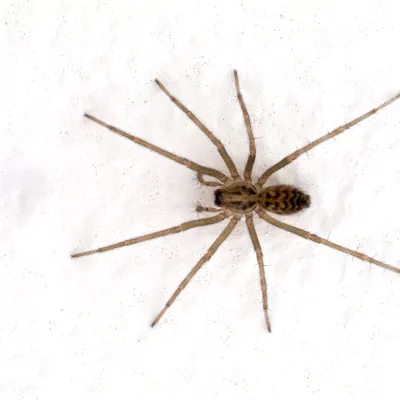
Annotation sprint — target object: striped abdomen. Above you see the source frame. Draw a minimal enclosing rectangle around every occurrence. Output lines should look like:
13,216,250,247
258,185,311,215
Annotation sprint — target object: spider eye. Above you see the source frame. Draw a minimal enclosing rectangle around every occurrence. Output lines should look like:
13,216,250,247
214,189,223,206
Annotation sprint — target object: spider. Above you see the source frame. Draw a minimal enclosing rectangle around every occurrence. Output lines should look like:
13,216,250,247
72,71,400,332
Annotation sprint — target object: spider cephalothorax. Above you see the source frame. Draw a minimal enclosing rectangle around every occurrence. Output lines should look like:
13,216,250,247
214,182,258,213
72,70,400,332
215,183,311,215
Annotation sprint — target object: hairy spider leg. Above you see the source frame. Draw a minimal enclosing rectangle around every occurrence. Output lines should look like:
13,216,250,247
246,214,271,331
257,209,400,274
258,92,400,186
155,78,240,179
84,114,229,183
151,215,240,327
72,212,228,258
234,70,256,181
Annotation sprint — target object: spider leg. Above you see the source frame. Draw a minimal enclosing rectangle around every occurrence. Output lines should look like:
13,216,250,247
234,70,256,181
197,172,223,187
155,78,240,179
245,214,271,332
257,209,400,274
71,212,229,258
151,215,240,327
84,114,228,183
257,92,400,186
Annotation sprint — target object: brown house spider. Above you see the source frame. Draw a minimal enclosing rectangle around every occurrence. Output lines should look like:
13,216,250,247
72,71,400,331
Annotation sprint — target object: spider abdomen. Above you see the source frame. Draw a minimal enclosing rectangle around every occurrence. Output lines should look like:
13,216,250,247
258,185,311,215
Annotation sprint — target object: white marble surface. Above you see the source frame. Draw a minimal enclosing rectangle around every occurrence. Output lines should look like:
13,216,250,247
2,0,400,399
